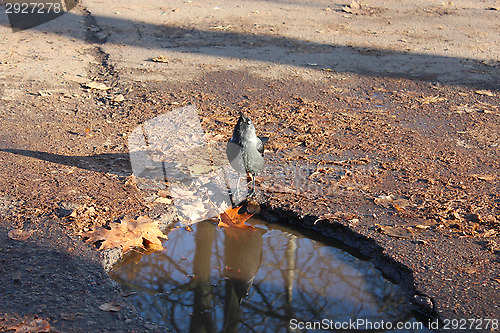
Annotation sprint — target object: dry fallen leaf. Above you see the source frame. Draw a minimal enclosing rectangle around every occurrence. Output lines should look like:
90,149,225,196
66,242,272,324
350,0,361,10
392,204,403,212
316,211,357,223
414,224,431,230
38,90,51,97
472,174,495,181
99,302,122,312
151,55,169,63
342,0,361,13
376,224,413,239
109,94,124,103
204,132,225,142
374,194,394,207
154,197,173,204
124,175,137,187
417,95,447,104
128,216,167,248
218,205,254,228
82,81,111,90
348,218,360,226
486,240,499,253
481,229,497,238
157,189,170,198
475,89,494,97
8,229,34,241
82,216,168,253
0,315,50,333
456,266,478,274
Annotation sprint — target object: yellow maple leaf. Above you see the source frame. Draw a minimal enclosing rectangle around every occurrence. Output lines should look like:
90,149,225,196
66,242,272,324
82,216,168,253
127,216,167,247
218,205,254,229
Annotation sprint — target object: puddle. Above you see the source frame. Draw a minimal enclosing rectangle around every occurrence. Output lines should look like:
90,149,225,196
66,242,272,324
111,219,429,332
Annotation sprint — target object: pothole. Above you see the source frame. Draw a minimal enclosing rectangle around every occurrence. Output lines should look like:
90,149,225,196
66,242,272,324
110,218,429,332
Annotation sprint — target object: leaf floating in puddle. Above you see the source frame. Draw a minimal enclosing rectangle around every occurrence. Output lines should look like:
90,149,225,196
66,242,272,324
99,302,122,312
376,224,413,239
218,205,254,229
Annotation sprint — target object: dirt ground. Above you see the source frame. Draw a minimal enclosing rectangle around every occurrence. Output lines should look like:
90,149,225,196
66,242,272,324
0,0,499,332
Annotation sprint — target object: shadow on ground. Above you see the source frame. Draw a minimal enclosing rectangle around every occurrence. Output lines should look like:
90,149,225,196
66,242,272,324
0,220,162,332
2,10,498,89
0,149,132,176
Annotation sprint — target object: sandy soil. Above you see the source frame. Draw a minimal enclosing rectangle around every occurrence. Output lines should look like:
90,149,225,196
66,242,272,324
0,0,499,331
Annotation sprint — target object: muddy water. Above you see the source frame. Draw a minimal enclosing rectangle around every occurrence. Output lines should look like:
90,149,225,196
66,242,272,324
111,219,428,332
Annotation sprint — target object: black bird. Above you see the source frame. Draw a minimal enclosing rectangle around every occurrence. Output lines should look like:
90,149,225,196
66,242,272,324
226,113,266,198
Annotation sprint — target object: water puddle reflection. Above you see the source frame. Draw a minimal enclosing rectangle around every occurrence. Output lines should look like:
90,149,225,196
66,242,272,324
111,219,428,332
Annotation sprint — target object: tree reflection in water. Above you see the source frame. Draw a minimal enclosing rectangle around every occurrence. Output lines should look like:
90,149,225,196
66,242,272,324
111,219,421,332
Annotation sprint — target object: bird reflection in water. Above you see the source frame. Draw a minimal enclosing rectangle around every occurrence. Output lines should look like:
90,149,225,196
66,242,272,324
189,222,265,333
223,226,266,333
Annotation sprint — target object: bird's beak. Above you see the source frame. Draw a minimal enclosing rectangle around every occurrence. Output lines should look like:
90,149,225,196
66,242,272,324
240,113,251,123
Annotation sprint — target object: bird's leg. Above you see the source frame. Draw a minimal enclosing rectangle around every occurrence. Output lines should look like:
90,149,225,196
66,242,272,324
234,175,242,201
222,167,236,208
248,173,256,198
